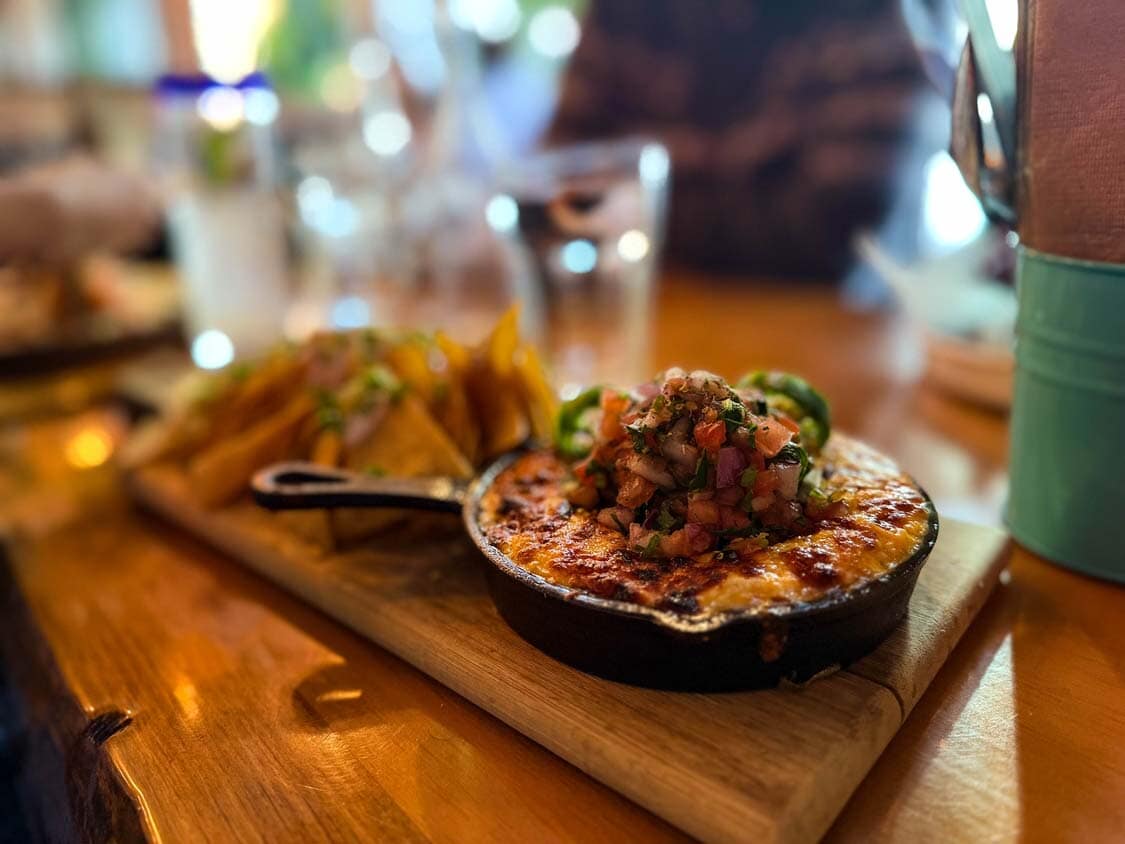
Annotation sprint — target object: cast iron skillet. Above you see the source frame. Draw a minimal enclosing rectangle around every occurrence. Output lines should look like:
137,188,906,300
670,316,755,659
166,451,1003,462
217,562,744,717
252,453,939,691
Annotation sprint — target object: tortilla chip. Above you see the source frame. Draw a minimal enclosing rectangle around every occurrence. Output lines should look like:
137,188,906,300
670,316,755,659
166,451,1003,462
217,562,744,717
513,343,558,444
310,430,343,466
432,332,481,464
343,394,473,478
463,306,532,459
188,392,314,507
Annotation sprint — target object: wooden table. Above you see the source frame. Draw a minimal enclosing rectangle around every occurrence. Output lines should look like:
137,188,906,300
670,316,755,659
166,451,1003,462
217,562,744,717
2,277,1123,843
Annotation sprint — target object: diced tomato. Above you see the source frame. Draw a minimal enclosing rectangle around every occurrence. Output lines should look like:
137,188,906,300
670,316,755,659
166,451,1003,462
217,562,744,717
753,466,779,495
693,419,726,455
600,391,630,439
754,420,793,457
776,415,801,435
573,458,598,487
715,485,743,506
659,530,688,557
659,526,712,557
616,472,656,508
748,449,766,471
718,506,751,530
687,497,721,525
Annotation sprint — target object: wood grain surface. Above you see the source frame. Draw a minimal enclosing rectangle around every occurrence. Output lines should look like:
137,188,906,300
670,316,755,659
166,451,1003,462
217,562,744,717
3,278,1124,843
2,517,687,844
128,461,1007,844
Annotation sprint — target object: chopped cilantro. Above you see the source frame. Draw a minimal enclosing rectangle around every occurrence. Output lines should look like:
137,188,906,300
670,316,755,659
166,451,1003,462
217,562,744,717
655,502,682,532
719,397,745,431
625,421,649,453
365,465,387,477
774,442,810,480
806,486,829,505
363,364,405,401
739,489,757,513
739,467,758,489
586,460,609,489
688,456,710,490
641,533,663,558
315,390,343,432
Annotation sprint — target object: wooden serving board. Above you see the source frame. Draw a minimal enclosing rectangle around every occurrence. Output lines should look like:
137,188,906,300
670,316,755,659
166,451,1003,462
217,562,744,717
131,465,1009,844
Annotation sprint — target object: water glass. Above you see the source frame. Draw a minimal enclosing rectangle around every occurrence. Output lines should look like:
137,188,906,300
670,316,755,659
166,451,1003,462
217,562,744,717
489,138,670,394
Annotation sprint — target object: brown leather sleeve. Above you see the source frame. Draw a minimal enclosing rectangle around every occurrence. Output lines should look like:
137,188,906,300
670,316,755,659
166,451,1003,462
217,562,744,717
1019,0,1125,260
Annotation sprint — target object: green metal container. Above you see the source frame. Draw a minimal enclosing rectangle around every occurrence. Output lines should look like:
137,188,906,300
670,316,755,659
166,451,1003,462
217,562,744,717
1008,248,1125,582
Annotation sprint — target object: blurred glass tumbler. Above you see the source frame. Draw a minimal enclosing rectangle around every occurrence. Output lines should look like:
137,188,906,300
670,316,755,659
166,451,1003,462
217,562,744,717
489,138,670,394
154,74,289,369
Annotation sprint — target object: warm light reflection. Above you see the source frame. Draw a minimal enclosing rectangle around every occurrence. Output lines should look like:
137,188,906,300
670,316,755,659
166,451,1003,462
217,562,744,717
64,425,115,469
189,0,280,84
320,61,364,113
173,678,202,723
315,688,364,703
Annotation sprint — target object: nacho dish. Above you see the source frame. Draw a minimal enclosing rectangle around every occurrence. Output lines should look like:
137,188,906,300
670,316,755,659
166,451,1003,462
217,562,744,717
480,368,935,617
131,308,556,547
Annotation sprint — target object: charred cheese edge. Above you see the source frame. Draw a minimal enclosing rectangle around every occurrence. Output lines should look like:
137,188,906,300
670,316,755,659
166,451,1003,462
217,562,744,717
479,434,932,616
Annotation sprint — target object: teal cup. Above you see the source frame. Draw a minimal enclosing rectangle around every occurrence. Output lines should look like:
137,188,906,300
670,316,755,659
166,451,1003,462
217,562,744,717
1008,248,1125,582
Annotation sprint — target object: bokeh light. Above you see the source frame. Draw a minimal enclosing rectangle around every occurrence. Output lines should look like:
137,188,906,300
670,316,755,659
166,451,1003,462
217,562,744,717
921,151,987,249
330,296,371,329
196,86,244,131
528,6,580,59
617,230,650,262
363,110,412,157
191,329,235,370
64,425,115,470
486,194,519,232
561,239,598,274
450,0,522,43
349,38,392,80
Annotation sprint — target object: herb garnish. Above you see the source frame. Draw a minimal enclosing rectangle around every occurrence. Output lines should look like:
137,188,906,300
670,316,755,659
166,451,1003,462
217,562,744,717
689,455,710,490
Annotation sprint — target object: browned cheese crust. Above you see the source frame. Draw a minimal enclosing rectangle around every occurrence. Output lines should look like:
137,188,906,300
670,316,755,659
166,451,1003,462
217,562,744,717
479,434,931,616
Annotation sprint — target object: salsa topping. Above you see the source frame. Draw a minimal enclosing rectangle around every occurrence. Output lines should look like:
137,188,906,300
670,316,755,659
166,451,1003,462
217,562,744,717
558,369,845,558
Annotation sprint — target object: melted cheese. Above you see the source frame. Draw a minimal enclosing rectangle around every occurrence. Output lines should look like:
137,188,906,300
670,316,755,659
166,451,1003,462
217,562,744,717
479,434,932,616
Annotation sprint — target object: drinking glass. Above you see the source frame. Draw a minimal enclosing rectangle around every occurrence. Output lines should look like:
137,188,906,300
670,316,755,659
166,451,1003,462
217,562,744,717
488,138,670,395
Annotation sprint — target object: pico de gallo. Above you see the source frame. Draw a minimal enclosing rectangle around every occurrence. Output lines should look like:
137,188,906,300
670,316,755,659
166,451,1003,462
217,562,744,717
555,368,845,558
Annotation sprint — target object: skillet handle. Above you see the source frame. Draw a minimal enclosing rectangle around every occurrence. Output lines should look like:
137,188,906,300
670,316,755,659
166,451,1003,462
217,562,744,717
251,462,466,513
